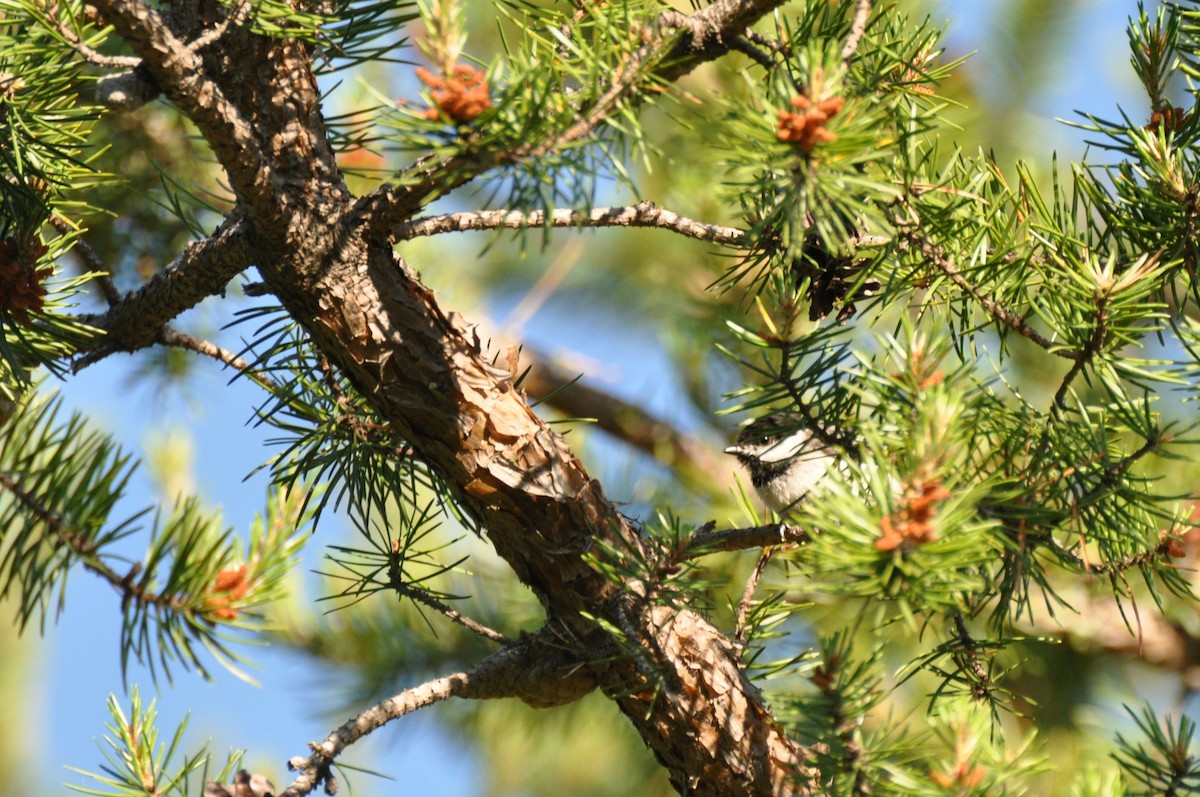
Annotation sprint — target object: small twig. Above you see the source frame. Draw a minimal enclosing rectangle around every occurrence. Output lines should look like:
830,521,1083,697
48,215,121,306
158,328,415,460
744,28,787,55
729,36,776,70
392,580,510,645
187,0,252,52
156,326,282,392
1050,294,1109,412
1044,533,1169,577
951,613,994,702
281,630,595,796
520,28,657,161
1032,284,1113,461
281,671,471,797
48,13,141,68
735,547,773,643
0,472,181,614
899,224,1075,360
685,522,810,559
1101,430,1161,484
840,0,872,65
394,201,748,247
778,336,858,453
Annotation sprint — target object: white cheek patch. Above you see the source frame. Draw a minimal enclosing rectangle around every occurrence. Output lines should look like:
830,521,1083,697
759,451,836,511
758,431,815,463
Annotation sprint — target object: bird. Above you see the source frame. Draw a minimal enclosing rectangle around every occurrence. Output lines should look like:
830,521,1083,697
724,412,838,514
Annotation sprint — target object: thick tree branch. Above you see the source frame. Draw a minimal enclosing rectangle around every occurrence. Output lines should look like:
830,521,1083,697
85,0,830,788
74,215,255,360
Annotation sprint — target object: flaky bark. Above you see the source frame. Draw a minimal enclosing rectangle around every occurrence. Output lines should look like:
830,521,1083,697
80,0,818,792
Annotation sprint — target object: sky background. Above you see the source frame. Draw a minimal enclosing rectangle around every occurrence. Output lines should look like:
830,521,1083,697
14,1,1154,794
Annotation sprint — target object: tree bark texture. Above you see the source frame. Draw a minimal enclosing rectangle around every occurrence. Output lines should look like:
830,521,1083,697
84,0,817,792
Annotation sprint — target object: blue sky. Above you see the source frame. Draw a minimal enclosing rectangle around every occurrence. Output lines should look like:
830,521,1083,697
19,2,1152,794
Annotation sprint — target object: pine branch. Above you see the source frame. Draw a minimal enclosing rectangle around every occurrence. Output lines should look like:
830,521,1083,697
0,390,308,679
0,471,157,609
808,634,870,793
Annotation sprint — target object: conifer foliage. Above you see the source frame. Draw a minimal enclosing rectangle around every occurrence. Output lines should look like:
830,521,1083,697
5,0,1200,793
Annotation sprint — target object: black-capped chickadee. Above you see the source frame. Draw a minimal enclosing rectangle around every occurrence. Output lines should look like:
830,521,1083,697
725,413,838,514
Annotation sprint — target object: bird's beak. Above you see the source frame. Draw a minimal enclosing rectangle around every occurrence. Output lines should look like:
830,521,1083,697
724,445,743,456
